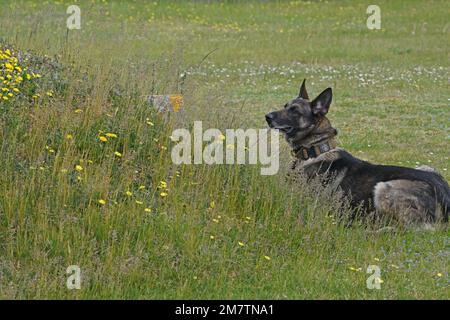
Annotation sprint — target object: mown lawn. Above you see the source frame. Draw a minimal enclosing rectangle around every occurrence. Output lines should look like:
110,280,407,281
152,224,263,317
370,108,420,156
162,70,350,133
0,0,448,299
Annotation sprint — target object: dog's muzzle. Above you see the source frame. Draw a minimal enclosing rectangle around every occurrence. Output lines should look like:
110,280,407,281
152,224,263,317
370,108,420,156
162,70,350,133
265,113,275,127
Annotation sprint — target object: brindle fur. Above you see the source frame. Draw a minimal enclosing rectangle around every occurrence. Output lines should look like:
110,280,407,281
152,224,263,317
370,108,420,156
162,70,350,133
266,80,450,224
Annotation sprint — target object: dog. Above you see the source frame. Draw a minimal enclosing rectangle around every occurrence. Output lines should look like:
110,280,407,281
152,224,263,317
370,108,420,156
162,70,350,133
265,80,450,225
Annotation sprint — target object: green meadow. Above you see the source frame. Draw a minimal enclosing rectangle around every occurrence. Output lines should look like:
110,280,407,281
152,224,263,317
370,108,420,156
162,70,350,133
0,0,448,299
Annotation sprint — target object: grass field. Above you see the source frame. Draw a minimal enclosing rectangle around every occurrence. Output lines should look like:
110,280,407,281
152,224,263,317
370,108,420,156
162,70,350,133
0,0,449,299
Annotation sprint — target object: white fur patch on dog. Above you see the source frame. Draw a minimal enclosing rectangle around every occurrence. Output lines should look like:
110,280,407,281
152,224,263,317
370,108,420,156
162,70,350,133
373,181,389,212
297,147,342,170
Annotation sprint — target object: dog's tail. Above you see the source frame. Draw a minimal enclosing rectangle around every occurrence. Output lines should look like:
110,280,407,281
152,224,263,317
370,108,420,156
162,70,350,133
430,173,450,222
416,166,449,222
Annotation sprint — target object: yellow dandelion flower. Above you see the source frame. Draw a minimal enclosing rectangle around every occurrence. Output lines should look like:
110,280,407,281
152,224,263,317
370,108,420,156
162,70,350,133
349,267,362,272
212,218,219,223
98,199,106,205
74,108,83,113
75,165,83,172
436,273,443,277
209,201,215,209
159,181,167,188
160,192,168,197
99,136,108,142
210,235,215,240
114,151,122,157
125,191,133,197
264,255,271,261
106,133,118,138
238,241,245,247
144,208,152,213
66,134,73,140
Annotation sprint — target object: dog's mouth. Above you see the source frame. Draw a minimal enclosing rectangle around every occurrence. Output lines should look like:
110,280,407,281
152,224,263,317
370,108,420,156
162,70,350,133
268,123,294,134
276,126,294,134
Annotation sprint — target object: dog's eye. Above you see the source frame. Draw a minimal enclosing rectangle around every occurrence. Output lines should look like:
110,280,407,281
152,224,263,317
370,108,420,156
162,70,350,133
288,105,297,112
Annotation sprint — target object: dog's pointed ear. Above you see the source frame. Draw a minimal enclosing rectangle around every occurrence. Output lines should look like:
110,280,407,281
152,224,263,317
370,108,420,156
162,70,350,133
298,79,309,100
311,88,332,115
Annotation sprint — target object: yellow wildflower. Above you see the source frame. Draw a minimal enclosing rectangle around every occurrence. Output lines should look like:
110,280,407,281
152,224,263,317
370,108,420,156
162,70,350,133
75,165,83,172
158,181,167,189
106,133,118,138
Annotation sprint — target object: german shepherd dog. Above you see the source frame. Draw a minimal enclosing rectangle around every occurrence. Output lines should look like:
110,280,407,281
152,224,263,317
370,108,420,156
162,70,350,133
265,80,450,225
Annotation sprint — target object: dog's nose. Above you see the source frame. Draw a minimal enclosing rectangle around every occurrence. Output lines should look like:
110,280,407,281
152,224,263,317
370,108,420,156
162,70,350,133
265,113,274,122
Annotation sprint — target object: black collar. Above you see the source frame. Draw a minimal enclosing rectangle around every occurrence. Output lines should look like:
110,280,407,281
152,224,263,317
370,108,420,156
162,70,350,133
292,139,337,161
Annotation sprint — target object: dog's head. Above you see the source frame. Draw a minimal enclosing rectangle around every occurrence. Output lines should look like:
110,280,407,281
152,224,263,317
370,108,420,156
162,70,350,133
265,79,335,147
